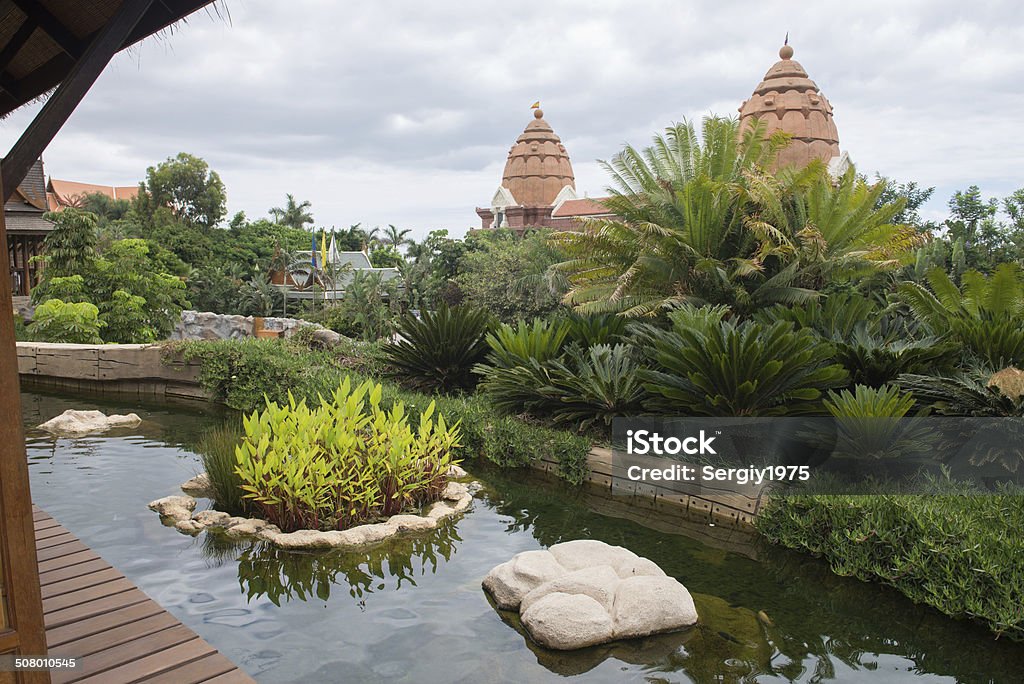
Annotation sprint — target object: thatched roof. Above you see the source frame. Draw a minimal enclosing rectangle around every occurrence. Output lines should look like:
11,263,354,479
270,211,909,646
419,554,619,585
0,0,217,117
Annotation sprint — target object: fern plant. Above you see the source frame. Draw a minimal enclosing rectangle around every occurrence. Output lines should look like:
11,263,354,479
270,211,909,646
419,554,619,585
382,304,493,393
638,305,848,416
482,318,570,368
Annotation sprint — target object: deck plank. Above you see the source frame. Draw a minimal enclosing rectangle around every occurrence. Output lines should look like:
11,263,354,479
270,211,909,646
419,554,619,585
33,506,254,683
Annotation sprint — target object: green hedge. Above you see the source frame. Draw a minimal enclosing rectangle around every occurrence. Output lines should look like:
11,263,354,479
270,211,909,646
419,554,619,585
757,493,1024,641
166,338,591,484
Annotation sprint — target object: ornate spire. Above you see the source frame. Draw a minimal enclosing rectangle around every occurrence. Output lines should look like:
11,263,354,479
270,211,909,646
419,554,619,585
738,43,840,168
500,109,575,207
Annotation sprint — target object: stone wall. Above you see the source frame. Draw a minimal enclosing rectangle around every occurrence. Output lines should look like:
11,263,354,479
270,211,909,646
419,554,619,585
16,342,207,401
170,310,315,341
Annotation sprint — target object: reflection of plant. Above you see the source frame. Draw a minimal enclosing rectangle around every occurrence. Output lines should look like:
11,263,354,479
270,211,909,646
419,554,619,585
211,517,460,606
233,378,460,531
383,304,493,393
639,306,847,416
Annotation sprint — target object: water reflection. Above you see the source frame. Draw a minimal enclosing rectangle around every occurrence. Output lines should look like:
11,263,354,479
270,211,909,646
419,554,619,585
474,465,1024,682
200,519,463,607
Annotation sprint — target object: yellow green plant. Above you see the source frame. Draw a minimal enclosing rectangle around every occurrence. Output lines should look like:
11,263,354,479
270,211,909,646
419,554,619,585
234,377,461,532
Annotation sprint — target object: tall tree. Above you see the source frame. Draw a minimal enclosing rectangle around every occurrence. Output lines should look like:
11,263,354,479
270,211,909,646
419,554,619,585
136,152,226,229
383,224,412,250
268,193,315,230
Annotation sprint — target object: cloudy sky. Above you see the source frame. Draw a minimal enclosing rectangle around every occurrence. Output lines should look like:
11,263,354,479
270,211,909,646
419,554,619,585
2,0,1022,239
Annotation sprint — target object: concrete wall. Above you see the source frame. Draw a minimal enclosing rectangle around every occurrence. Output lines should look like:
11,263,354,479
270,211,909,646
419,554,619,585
16,342,207,401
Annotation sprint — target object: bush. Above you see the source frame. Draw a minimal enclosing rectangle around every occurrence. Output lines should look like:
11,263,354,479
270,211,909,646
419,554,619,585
898,371,1024,417
757,492,1024,641
382,304,492,393
29,299,104,343
638,305,848,416
234,378,459,532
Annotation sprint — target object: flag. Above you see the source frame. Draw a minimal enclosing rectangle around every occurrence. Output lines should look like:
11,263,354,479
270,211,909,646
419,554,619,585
310,233,318,269
530,101,540,109
320,231,328,269
328,230,339,265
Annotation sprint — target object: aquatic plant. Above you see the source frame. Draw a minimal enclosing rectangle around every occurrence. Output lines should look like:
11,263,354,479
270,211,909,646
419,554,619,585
234,378,460,531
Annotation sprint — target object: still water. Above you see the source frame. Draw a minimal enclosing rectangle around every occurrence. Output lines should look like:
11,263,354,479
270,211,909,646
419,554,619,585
20,389,1024,683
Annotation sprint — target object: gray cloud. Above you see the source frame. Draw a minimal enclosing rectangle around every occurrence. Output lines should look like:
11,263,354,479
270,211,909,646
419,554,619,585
2,0,1023,237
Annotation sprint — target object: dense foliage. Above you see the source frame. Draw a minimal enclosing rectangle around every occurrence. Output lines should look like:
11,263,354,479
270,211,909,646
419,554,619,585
234,379,459,531
30,210,189,343
169,338,591,483
757,492,1024,641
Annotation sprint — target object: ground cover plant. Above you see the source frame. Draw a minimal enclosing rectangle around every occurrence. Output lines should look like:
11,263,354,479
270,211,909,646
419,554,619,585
233,379,459,532
757,491,1024,641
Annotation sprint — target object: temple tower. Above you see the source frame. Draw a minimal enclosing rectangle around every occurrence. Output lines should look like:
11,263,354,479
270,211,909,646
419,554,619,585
739,43,847,171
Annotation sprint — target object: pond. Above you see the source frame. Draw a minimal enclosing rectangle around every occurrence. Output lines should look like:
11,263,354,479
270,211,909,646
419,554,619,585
20,389,1024,683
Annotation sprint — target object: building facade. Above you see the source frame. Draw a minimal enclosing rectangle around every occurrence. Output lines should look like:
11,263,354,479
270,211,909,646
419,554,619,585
5,158,53,297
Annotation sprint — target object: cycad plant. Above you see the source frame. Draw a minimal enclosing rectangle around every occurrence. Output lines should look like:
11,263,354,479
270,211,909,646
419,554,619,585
638,305,848,416
383,304,493,393
552,116,814,317
758,293,957,387
552,115,918,317
899,264,1024,367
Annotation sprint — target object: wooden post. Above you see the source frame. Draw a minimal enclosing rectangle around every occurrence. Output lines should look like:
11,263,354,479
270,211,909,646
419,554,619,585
0,178,50,682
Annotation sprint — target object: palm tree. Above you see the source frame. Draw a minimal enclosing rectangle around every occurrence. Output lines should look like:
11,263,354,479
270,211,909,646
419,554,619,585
553,115,921,317
268,194,314,230
383,224,412,250
552,116,805,317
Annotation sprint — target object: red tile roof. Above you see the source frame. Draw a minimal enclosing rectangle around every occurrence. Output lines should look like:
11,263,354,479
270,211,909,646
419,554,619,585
47,178,139,210
551,197,613,218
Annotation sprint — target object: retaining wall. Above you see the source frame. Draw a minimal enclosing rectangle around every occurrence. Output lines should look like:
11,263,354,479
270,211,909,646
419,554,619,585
16,341,207,402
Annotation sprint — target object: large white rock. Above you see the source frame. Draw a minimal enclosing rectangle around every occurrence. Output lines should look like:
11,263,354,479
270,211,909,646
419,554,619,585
38,409,141,436
482,539,698,650
520,593,614,650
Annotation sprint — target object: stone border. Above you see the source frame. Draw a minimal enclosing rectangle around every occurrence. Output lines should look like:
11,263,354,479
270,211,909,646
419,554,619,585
148,472,475,550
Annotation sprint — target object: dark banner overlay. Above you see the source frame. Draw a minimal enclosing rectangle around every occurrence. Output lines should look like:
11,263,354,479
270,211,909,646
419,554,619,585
611,417,1024,498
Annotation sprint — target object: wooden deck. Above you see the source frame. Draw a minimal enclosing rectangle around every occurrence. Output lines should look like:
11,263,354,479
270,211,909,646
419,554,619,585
33,506,255,684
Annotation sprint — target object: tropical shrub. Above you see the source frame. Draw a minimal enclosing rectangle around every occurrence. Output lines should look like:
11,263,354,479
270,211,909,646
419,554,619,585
823,384,934,462
28,299,104,343
483,318,570,368
565,312,630,347
639,305,848,416
234,378,460,532
824,384,917,419
757,492,1024,641
899,264,1024,367
545,344,648,429
758,294,957,387
551,116,918,317
382,304,493,393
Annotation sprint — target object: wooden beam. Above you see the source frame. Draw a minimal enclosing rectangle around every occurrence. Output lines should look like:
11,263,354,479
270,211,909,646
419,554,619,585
0,17,39,73
1,0,156,202
9,0,85,59
0,179,50,682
